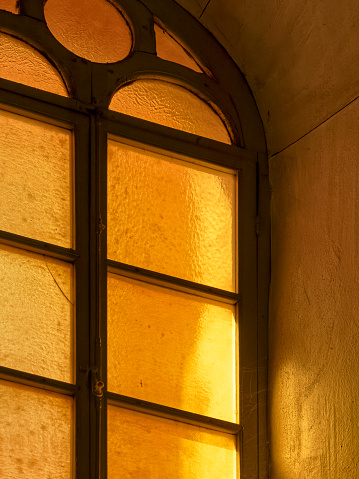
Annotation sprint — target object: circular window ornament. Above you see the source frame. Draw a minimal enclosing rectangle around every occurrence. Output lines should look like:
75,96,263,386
45,0,132,63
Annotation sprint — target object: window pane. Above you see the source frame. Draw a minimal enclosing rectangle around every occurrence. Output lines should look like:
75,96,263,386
155,24,202,72
108,274,236,421
0,109,73,248
107,141,236,291
0,380,73,479
0,0,19,13
0,32,67,95
108,406,237,479
109,79,231,144
45,0,132,63
0,245,74,383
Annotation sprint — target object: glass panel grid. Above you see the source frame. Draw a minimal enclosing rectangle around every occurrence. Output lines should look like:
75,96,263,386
107,140,237,292
107,273,237,422
0,108,74,248
0,379,74,479
0,32,68,95
108,405,237,479
0,244,75,383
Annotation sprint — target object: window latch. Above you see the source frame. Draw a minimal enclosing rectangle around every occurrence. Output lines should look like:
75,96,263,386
81,365,105,398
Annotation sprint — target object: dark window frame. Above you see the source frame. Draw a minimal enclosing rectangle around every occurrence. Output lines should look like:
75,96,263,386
0,1,270,477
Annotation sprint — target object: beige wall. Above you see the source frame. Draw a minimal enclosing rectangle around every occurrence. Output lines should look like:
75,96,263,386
177,0,359,476
269,100,359,477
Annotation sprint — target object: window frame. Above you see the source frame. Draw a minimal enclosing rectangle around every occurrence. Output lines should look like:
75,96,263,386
0,1,270,477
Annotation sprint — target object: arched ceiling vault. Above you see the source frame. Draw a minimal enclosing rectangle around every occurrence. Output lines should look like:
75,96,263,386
176,0,359,156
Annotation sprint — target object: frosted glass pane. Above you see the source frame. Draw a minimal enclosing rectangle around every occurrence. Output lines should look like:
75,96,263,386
0,109,73,247
108,275,236,421
0,245,74,383
107,141,236,291
45,0,132,63
0,380,73,479
155,24,202,72
109,80,231,144
0,0,18,13
0,32,67,95
108,406,237,479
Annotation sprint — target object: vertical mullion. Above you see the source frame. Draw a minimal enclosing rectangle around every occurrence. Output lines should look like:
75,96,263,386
74,116,91,479
89,112,108,479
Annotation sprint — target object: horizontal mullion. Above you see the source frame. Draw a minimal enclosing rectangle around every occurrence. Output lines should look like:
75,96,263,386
106,391,241,435
107,260,240,304
104,111,257,171
0,365,78,396
0,230,79,262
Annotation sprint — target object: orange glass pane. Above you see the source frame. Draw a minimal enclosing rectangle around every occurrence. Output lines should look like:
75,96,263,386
109,79,231,143
0,109,73,248
0,245,74,383
108,406,237,479
0,0,18,13
0,32,67,95
0,380,73,479
108,274,236,421
107,141,236,291
45,0,132,63
155,24,202,72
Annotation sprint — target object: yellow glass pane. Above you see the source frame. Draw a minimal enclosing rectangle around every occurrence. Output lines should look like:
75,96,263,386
108,406,237,479
109,79,231,143
155,24,202,72
45,0,132,63
0,109,73,247
108,275,236,421
0,380,73,479
0,0,18,13
107,141,236,291
0,245,74,383
0,32,67,95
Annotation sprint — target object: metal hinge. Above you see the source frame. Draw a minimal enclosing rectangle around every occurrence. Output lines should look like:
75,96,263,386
80,365,105,398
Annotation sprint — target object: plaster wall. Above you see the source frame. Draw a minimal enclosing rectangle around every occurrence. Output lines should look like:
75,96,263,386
269,99,359,477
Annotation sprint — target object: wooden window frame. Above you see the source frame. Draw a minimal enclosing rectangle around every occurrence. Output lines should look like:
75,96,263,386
0,0,270,477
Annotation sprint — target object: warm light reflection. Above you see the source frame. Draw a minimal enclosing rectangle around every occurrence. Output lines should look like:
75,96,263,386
110,79,232,143
108,406,237,479
107,274,236,421
45,0,132,63
155,24,202,72
0,109,73,247
0,245,74,383
0,32,67,95
107,141,236,291
0,380,73,479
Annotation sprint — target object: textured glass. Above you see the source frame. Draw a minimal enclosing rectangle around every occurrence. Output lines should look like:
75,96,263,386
0,109,73,247
0,380,73,479
0,32,67,95
0,245,74,383
109,80,231,143
0,0,18,13
108,406,237,479
45,0,132,63
108,141,236,291
155,24,202,72
108,275,236,421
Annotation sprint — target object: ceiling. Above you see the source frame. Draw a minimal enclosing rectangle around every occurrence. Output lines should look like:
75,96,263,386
176,0,359,155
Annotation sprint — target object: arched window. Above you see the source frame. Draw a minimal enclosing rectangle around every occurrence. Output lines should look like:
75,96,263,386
0,1,269,477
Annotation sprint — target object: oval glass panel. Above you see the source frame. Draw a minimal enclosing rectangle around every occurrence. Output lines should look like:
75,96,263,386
0,0,19,13
155,24,202,72
0,32,67,95
110,79,231,143
45,0,132,63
